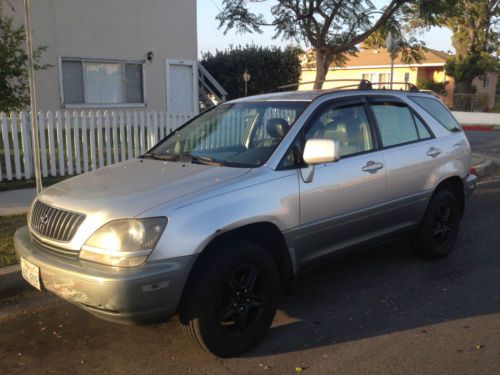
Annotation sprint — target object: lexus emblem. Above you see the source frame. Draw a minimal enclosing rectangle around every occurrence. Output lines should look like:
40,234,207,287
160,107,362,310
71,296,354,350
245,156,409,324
40,214,49,225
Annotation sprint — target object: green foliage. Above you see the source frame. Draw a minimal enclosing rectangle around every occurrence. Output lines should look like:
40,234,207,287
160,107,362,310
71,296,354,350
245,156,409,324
216,0,410,88
0,214,26,267
411,0,499,94
445,53,497,84
363,26,426,65
0,5,50,112
201,45,302,99
417,78,447,94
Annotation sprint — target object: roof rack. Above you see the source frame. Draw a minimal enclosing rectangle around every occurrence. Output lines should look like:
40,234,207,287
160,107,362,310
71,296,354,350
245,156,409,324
369,82,420,92
277,79,366,91
275,79,420,93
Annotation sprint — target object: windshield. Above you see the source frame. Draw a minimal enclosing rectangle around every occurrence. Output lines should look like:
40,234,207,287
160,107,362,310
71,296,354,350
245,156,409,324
147,101,308,167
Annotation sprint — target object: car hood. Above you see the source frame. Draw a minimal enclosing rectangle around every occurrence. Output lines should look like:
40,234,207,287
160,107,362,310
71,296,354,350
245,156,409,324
37,159,251,219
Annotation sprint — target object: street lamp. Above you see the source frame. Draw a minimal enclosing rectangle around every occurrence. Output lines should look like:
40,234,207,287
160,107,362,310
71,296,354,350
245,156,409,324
243,69,251,97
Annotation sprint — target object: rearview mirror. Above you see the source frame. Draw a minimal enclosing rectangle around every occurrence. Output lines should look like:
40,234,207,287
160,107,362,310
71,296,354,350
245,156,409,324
303,139,340,165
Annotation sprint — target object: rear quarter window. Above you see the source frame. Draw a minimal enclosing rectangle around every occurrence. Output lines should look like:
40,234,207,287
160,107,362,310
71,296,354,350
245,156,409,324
409,96,462,132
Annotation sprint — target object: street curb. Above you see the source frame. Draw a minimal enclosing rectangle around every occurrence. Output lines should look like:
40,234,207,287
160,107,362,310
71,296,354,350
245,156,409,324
462,125,500,132
470,155,499,178
0,264,30,298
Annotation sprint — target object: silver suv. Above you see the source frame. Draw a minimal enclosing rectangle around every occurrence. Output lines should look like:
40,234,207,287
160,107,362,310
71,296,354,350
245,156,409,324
15,88,476,357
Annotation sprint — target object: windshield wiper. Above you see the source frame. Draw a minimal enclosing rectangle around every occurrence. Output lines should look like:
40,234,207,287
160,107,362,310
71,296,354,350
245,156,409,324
141,153,179,161
183,154,225,166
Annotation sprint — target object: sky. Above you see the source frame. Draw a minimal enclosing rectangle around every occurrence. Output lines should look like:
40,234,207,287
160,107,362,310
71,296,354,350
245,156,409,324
197,0,453,56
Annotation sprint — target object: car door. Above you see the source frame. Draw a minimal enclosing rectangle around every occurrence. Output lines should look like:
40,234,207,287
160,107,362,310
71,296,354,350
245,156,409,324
367,97,437,232
293,99,388,266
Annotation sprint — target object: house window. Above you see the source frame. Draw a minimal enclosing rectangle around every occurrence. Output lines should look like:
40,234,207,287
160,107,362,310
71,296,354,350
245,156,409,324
60,58,145,106
378,73,391,89
404,72,410,82
483,74,490,88
362,73,377,83
379,73,390,83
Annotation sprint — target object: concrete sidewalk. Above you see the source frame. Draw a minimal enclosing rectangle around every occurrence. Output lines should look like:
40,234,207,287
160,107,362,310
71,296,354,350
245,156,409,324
0,188,36,216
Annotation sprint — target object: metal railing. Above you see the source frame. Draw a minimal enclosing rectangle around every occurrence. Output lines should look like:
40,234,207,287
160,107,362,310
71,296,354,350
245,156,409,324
451,93,500,113
198,63,228,110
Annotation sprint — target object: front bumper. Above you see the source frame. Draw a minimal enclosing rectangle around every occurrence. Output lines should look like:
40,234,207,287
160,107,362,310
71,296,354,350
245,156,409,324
14,226,195,324
463,174,477,200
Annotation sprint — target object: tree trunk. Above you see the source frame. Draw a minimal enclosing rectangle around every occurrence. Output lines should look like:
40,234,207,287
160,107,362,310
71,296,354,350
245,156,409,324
455,78,474,94
313,49,333,90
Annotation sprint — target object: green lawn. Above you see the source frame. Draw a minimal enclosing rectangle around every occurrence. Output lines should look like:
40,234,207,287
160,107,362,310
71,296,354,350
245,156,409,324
0,214,27,267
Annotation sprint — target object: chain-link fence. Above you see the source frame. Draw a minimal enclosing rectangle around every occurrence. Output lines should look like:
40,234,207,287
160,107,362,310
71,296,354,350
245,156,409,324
450,94,500,113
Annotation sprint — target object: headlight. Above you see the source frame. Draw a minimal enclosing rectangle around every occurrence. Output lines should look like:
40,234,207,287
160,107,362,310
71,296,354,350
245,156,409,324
80,217,167,267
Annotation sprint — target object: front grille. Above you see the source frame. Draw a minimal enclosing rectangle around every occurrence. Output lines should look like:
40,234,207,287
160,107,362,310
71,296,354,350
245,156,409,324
30,200,86,242
32,235,80,259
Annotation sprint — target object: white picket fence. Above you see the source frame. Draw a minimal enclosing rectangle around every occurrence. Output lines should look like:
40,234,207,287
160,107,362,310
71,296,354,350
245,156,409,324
0,110,195,182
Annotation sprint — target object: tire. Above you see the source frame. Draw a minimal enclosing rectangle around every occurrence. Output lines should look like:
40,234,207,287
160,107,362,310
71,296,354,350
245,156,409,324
180,240,280,357
411,189,460,259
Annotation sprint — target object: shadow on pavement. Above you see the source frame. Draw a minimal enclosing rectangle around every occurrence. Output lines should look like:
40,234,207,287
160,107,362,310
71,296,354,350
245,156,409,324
245,181,500,357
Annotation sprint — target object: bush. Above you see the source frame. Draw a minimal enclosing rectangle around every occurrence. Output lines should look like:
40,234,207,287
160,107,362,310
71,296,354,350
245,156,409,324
417,78,447,95
200,45,302,99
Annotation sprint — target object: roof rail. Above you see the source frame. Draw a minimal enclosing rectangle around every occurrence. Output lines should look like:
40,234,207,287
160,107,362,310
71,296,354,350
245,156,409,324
274,79,420,93
276,79,367,91
358,79,372,90
369,82,419,92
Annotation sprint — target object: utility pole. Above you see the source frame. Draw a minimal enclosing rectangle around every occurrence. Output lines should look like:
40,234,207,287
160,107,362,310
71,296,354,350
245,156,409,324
23,0,42,193
386,31,398,90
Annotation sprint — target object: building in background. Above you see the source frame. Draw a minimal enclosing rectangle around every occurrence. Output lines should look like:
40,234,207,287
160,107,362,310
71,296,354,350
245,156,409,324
299,48,498,111
9,0,200,113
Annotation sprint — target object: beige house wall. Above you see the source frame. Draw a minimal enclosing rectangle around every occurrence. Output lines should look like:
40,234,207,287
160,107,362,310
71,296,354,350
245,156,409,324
299,65,458,106
472,72,498,109
9,0,197,112
300,66,431,91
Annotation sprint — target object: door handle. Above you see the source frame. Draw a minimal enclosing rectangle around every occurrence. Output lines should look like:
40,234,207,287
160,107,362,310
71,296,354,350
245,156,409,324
426,147,441,158
362,161,384,173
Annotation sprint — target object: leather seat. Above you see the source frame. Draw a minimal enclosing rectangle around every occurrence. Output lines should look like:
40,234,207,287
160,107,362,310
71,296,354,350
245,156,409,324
257,118,290,147
317,115,371,156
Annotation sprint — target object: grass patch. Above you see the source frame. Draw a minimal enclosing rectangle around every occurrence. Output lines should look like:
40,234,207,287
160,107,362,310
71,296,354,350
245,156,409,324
0,214,27,267
0,176,69,192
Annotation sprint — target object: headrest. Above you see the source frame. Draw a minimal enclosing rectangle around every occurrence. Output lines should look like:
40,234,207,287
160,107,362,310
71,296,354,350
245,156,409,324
266,118,290,139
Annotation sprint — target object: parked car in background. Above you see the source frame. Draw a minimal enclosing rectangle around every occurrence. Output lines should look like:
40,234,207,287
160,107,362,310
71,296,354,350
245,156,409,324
15,84,476,357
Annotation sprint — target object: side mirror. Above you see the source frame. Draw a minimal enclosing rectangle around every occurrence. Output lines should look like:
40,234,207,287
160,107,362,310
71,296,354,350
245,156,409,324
303,139,340,165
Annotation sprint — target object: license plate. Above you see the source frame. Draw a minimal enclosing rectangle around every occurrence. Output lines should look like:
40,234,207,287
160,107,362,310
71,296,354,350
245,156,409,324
20,258,41,291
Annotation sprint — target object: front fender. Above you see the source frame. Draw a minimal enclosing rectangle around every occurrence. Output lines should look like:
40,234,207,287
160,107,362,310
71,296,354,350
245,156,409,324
145,170,300,261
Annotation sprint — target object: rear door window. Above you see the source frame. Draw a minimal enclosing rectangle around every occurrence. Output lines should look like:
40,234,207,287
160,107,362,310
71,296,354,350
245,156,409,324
371,103,419,147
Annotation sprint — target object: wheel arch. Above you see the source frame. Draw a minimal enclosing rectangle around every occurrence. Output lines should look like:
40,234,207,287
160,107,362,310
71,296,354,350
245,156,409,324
178,222,295,317
433,175,465,217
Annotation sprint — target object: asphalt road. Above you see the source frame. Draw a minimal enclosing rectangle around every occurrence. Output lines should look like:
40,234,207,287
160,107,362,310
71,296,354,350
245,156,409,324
1,172,499,374
466,131,500,159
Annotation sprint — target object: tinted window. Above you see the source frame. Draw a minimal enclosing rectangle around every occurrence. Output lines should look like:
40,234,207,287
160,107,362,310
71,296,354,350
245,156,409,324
409,96,461,132
306,105,373,157
414,114,432,139
61,60,84,104
371,104,419,147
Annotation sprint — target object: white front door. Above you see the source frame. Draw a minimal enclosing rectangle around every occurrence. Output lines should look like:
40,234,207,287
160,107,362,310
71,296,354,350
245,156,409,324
166,59,198,114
